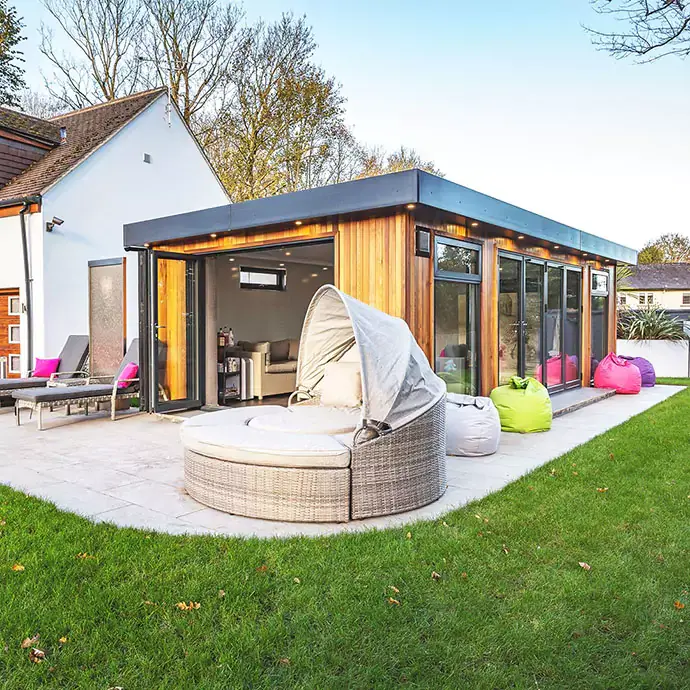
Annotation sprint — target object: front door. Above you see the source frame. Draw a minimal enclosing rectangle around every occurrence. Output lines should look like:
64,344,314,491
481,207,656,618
497,253,582,391
151,252,203,412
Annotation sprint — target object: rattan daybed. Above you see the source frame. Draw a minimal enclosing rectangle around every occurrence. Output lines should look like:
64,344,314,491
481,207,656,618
182,285,447,523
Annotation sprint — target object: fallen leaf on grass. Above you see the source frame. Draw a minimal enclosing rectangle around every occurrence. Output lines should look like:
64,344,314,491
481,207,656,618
11,563,24,572
387,597,401,606
674,601,685,610
442,521,449,527
597,487,609,493
75,552,95,560
20,634,39,649
389,585,400,594
431,571,441,581
256,565,268,573
461,572,468,579
579,562,592,571
144,600,156,606
0,519,6,525
29,648,45,664
278,658,291,666
58,637,67,644
572,472,579,476
502,544,509,554
405,532,412,539
293,577,301,584
218,590,225,598
550,469,557,476
175,601,200,611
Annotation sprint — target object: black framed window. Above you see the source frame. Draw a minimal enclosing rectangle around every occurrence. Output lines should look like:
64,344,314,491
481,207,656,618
433,236,481,395
590,270,610,381
239,266,287,291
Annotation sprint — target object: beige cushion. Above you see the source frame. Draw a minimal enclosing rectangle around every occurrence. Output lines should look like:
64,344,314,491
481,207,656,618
320,361,362,408
248,406,361,435
181,424,350,469
266,361,297,374
270,339,290,362
288,339,300,361
181,406,284,429
239,340,270,354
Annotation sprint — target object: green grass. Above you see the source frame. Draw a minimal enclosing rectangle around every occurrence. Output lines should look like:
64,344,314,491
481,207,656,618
1,383,690,688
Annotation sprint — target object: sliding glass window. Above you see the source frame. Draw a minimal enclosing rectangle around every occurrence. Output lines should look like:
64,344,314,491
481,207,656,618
590,271,610,380
433,236,481,395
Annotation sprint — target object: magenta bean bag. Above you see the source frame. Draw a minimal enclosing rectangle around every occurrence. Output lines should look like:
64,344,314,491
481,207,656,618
619,355,656,387
535,354,579,387
593,353,641,394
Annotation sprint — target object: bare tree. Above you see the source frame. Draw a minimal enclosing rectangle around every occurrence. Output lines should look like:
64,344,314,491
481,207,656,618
141,0,243,126
19,89,65,118
358,145,443,178
40,0,146,109
587,0,690,61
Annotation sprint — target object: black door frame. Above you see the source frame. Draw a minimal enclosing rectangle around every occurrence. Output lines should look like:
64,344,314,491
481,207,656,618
149,250,205,413
498,251,582,392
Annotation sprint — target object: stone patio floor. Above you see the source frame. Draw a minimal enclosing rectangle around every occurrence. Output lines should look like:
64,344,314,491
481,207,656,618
0,385,683,539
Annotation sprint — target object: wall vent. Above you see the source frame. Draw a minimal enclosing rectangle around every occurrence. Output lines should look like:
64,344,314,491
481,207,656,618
143,153,152,164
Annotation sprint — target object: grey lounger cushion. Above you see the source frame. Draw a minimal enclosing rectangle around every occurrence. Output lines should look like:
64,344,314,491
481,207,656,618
0,377,49,392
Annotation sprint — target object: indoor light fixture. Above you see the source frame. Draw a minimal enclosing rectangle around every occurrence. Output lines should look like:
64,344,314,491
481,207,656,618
311,273,318,278
279,263,285,267
322,266,328,271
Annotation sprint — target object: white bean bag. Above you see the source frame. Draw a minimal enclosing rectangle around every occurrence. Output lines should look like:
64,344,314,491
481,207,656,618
446,394,501,457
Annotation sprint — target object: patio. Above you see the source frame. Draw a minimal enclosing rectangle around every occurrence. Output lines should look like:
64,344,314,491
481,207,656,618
0,384,682,538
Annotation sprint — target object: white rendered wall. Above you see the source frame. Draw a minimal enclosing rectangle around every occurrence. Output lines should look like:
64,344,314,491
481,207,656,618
620,290,690,310
617,339,690,378
0,211,44,374
40,97,228,359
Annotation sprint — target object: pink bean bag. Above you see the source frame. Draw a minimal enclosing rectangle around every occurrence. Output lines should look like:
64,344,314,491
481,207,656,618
593,353,641,394
535,354,579,387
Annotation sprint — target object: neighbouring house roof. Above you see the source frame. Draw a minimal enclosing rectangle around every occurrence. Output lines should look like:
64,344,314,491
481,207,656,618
0,88,167,203
123,168,638,264
0,107,62,145
622,263,690,291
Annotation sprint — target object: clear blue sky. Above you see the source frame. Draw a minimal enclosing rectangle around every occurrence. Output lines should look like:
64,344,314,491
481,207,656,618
18,0,690,250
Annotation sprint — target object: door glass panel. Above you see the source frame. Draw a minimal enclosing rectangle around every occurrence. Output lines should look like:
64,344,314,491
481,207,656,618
565,271,581,384
156,257,197,404
545,266,564,387
434,280,479,395
591,294,609,377
498,256,521,385
524,262,544,382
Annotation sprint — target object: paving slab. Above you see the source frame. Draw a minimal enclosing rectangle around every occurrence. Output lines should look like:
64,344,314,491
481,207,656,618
0,385,683,539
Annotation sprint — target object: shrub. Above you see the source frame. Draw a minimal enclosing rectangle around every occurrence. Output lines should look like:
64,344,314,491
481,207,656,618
617,306,687,341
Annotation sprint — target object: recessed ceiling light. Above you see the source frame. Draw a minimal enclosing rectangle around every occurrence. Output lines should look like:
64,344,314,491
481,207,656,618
279,263,285,267
144,243,150,248
406,204,416,210
285,251,291,256
553,245,560,249
471,222,479,227
229,257,235,262
583,252,589,256
311,273,318,278
322,266,328,271
295,220,303,226
518,235,525,240
210,233,217,238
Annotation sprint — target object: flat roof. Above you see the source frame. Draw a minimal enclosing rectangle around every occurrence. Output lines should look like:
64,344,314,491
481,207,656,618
123,169,637,264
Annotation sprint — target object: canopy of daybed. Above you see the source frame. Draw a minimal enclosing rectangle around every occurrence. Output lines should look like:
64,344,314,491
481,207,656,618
296,285,446,430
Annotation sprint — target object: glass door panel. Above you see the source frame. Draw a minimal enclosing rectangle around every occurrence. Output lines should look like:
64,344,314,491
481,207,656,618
498,256,521,385
524,261,544,382
564,270,582,385
545,266,564,388
153,253,201,411
434,280,479,395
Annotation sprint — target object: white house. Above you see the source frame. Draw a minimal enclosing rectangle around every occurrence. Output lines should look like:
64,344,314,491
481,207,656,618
618,263,690,312
0,88,229,377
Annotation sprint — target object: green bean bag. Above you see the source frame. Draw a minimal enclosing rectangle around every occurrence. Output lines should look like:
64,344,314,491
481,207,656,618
489,376,552,433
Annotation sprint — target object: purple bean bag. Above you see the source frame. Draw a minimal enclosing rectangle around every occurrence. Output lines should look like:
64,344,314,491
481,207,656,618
619,355,656,387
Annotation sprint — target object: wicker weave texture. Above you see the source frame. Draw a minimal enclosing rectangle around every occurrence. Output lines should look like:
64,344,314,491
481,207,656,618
350,397,447,520
185,449,351,523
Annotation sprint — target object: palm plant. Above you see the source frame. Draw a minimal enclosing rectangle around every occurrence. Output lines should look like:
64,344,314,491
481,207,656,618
617,306,686,341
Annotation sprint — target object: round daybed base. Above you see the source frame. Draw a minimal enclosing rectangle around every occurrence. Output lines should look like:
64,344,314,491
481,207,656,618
182,399,446,523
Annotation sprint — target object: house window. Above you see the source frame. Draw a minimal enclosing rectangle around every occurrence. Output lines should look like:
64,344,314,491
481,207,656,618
683,293,690,306
647,293,654,305
639,294,645,305
434,236,481,395
8,325,19,343
618,294,627,306
239,266,287,291
8,354,20,374
8,296,20,315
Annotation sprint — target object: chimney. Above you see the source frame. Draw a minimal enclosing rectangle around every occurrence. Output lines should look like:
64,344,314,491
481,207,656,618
59,127,67,143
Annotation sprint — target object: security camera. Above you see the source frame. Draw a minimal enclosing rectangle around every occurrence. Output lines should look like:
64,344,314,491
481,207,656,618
45,217,64,232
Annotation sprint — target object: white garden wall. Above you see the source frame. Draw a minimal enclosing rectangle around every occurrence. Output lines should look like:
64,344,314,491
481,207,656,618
617,339,690,378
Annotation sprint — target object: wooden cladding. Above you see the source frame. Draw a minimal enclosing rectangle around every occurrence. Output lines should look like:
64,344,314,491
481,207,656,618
0,288,20,378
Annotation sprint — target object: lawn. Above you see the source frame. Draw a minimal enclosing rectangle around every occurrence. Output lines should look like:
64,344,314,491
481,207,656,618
1,383,689,689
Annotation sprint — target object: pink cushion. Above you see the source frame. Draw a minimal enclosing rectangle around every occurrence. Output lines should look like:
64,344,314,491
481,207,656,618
117,362,138,389
34,358,60,377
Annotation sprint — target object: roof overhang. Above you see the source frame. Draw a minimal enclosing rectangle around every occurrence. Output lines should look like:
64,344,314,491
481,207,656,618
123,169,638,264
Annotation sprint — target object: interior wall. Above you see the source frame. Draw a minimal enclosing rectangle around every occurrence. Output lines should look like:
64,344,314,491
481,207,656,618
215,255,334,343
